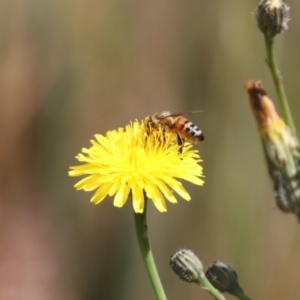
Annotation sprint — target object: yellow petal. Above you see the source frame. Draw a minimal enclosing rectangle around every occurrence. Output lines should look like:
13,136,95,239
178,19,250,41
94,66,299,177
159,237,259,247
150,178,177,203
91,183,113,204
73,174,100,191
131,182,145,213
172,183,191,200
108,182,123,197
145,181,167,212
114,184,130,207
181,174,204,186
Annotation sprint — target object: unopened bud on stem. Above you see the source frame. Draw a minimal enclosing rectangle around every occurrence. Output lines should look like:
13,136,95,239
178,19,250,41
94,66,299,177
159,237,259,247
255,0,290,39
170,249,225,300
206,261,251,300
245,80,300,219
170,249,204,283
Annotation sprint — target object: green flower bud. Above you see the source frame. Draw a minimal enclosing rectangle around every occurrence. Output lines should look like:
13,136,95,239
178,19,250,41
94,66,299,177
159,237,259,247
206,261,251,300
170,249,204,283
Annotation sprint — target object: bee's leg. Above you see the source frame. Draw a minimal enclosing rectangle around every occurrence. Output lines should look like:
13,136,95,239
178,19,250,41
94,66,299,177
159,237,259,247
176,133,185,154
162,128,167,143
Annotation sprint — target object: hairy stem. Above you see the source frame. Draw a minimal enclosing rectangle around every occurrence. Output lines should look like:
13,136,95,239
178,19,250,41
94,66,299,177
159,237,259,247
264,36,296,134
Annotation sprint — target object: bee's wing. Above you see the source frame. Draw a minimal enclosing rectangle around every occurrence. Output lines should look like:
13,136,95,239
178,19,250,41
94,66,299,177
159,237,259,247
158,110,203,119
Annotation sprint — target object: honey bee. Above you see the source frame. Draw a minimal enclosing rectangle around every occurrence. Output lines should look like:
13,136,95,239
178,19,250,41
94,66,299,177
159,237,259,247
144,110,204,152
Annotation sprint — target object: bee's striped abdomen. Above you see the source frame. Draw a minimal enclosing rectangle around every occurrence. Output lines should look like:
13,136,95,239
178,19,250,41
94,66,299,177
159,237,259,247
174,118,205,143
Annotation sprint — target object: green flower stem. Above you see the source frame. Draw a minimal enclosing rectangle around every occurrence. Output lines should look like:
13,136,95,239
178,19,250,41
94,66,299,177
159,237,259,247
197,275,226,300
133,199,167,300
264,35,296,134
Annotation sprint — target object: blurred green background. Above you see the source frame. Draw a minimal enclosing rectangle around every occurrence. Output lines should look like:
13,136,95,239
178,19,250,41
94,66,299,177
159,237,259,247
1,0,300,299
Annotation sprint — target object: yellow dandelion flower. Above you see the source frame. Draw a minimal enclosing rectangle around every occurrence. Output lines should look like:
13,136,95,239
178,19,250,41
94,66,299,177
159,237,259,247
69,120,204,213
